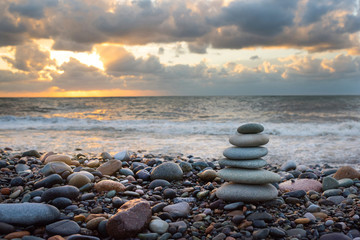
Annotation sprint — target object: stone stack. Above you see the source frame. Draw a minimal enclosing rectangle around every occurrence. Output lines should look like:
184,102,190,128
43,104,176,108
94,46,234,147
216,123,280,202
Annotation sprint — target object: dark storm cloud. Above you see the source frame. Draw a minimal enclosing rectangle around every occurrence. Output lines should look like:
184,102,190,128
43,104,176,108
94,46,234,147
9,0,58,20
1,0,360,52
208,0,298,36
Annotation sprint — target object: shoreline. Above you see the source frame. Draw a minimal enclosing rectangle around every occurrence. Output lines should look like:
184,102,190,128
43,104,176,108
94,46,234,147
0,148,359,239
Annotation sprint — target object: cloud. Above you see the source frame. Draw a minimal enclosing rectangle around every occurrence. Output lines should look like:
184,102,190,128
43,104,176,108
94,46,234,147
52,58,115,91
9,0,58,20
0,0,358,52
2,41,55,72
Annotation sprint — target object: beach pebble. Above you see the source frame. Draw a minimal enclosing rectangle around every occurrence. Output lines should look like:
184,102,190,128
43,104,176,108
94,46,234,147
237,123,264,134
100,152,112,160
114,151,130,161
0,222,16,234
163,202,190,218
0,203,60,225
319,232,351,240
327,196,345,204
106,199,151,239
46,220,80,236
4,231,30,239
15,163,30,173
41,162,73,176
338,178,354,187
149,179,171,189
280,160,297,171
333,166,360,180
118,168,134,176
253,228,269,239
67,171,94,182
151,162,183,181
307,204,321,212
149,219,169,234
198,169,217,181
229,134,269,147
96,160,122,176
87,160,100,168
303,212,316,221
179,162,193,172
286,228,307,238
323,189,342,197
163,188,177,199
45,155,72,165
223,147,268,160
68,174,91,188
86,217,106,230
34,174,63,189
279,179,322,192
322,176,339,191
94,180,125,192
41,185,80,202
51,197,72,209
22,150,41,158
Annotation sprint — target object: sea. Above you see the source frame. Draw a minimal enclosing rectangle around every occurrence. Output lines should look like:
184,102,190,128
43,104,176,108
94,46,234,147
0,96,359,166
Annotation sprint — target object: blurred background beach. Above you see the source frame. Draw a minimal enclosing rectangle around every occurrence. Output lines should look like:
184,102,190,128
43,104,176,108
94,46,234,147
1,96,359,166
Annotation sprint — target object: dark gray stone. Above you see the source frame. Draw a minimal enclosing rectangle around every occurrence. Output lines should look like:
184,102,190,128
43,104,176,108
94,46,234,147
286,228,307,238
51,197,72,209
237,123,264,134
319,232,351,240
0,222,15,234
46,220,80,236
22,150,41,158
253,228,269,239
34,174,63,189
41,185,80,202
0,203,60,225
247,212,273,221
67,235,100,240
149,179,171,189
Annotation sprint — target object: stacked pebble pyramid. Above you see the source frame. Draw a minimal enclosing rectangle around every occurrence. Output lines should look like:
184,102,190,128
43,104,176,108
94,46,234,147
216,123,280,202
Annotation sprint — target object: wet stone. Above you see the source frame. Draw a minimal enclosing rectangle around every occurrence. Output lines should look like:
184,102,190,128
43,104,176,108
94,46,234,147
46,220,81,236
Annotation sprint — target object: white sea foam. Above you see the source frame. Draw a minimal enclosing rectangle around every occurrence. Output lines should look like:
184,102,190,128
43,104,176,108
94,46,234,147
1,115,360,137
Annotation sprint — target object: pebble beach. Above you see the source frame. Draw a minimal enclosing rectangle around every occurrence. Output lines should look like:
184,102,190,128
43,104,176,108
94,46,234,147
0,147,359,240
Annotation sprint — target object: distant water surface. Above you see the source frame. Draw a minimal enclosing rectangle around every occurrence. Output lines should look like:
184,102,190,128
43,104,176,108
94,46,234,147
0,96,359,166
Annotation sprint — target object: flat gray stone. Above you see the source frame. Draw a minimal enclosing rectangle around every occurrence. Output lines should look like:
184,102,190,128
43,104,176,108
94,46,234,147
229,134,269,147
217,168,280,184
216,183,278,202
237,123,264,134
0,203,60,225
219,158,267,169
223,147,268,160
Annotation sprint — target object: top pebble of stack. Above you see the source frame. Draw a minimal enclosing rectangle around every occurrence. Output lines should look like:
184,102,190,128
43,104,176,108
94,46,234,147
237,123,264,134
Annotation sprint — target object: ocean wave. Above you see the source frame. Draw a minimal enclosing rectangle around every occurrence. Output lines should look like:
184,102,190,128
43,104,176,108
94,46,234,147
0,115,359,136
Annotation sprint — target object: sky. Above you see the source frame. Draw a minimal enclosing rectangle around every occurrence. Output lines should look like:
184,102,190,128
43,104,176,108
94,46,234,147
0,0,360,97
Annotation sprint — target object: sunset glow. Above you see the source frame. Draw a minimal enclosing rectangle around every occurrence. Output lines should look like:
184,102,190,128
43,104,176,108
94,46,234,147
0,0,359,97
